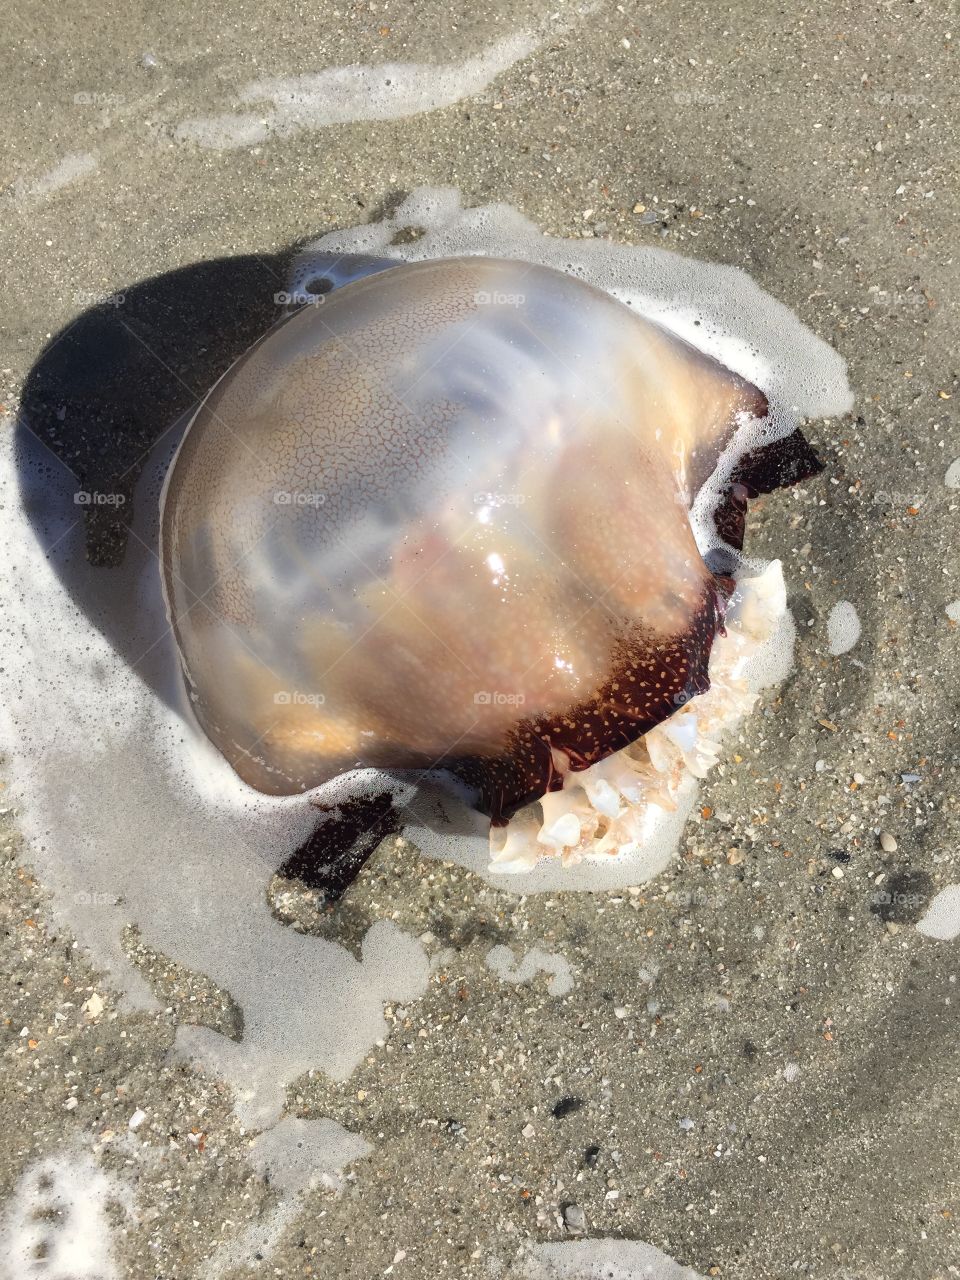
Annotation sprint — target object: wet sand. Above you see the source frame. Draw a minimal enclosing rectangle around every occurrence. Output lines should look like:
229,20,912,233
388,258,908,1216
1,2,959,1277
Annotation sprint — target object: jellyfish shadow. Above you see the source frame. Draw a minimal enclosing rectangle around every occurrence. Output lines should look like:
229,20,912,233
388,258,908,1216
14,241,481,895
17,247,302,705
16,242,405,707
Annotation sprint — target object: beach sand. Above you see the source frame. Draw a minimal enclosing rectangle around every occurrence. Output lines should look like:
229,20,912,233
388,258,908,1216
1,2,958,1276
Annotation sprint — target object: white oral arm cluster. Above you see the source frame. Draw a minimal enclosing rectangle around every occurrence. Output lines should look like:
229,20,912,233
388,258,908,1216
489,561,786,873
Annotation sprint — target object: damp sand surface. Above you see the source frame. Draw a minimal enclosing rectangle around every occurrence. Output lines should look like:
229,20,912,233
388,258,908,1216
1,3,959,1279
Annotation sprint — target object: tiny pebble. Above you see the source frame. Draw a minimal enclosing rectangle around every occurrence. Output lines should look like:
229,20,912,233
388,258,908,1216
521,1123,535,1139
128,1108,147,1131
563,1204,587,1234
64,1097,78,1110
879,831,898,853
832,866,845,879
614,1006,628,1019
885,921,900,936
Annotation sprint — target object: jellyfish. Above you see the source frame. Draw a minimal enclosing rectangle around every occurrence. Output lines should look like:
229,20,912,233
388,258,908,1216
160,255,821,884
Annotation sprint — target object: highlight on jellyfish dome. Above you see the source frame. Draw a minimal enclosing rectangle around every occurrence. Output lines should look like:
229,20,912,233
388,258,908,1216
160,254,822,880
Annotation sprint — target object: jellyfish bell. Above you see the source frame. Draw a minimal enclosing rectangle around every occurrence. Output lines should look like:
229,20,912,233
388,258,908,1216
160,255,821,885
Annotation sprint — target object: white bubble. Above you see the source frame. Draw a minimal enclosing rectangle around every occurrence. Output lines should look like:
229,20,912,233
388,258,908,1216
917,886,960,940
826,600,862,655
